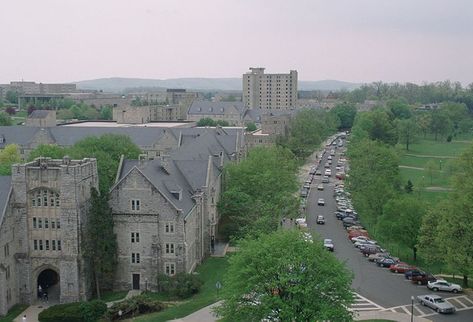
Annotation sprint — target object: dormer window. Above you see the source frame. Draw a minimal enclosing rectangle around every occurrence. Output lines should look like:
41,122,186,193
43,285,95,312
171,191,181,200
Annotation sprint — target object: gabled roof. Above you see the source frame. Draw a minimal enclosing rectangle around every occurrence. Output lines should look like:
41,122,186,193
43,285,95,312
188,101,246,116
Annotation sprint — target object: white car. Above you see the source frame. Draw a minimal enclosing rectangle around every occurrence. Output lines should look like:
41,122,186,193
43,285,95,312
317,184,324,191
428,280,462,293
324,239,334,251
295,218,307,228
316,215,325,224
351,236,374,244
325,169,332,177
317,198,325,206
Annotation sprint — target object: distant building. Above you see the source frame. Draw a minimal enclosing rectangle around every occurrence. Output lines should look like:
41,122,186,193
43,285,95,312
187,101,247,125
415,103,440,111
0,81,77,99
242,67,297,109
25,110,57,127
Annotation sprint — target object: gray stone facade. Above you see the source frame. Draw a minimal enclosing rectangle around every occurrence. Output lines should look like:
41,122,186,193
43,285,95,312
25,110,57,127
0,157,98,316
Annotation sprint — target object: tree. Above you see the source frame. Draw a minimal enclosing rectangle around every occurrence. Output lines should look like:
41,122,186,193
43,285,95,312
100,106,113,120
214,230,354,321
82,188,117,298
377,196,426,260
245,122,257,132
415,113,432,138
197,118,217,126
5,91,18,104
57,109,75,120
429,109,452,140
27,144,67,161
424,160,437,185
396,118,418,150
0,144,21,175
405,180,413,193
330,102,357,129
352,109,397,145
387,99,411,119
0,112,12,126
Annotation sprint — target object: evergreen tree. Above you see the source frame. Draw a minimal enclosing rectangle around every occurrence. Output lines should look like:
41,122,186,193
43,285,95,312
82,188,117,299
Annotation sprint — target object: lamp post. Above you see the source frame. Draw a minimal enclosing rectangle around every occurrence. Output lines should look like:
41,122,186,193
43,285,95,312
439,160,442,170
411,295,414,322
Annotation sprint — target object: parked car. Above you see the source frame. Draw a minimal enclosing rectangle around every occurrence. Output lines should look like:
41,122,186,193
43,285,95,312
323,239,334,252
324,169,332,177
389,263,415,273
348,230,369,240
368,252,398,263
322,176,329,183
317,184,324,191
342,217,358,228
315,170,322,176
300,188,308,198
404,269,425,280
309,167,316,175
428,280,462,293
316,215,325,224
412,273,437,285
417,294,456,314
351,236,375,244
295,218,307,228
361,245,382,256
376,257,398,267
336,172,346,180
317,198,325,206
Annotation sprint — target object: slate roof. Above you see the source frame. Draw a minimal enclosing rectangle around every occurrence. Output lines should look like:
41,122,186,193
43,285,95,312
0,176,11,226
188,101,246,116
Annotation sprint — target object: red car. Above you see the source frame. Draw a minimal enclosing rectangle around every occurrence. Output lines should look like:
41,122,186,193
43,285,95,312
389,263,415,273
348,231,369,241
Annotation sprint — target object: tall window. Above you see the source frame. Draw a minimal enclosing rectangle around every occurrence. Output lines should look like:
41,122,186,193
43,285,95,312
31,189,60,207
57,240,62,251
52,240,56,251
33,240,38,250
39,240,43,251
44,218,49,229
45,240,50,250
33,217,37,228
165,262,176,276
131,232,140,243
131,199,140,211
38,218,42,229
165,243,175,255
165,223,174,234
131,253,141,264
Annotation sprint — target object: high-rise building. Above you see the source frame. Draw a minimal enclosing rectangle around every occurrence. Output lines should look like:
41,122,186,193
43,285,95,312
242,67,297,109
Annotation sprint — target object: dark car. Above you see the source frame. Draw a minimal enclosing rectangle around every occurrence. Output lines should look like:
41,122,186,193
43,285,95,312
405,269,425,280
412,273,437,285
342,217,359,228
360,244,382,256
377,257,397,267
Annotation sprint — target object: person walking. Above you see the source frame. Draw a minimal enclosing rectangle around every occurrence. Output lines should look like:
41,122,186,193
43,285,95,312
22,314,27,322
38,285,42,299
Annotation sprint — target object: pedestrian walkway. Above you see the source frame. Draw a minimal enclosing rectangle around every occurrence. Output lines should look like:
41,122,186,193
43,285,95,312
13,304,48,322
355,310,432,321
169,301,221,322
350,292,384,312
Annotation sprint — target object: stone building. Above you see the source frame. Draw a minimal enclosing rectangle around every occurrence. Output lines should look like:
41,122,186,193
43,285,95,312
109,129,235,291
0,157,98,316
242,67,298,109
25,110,57,127
0,81,77,99
187,101,247,125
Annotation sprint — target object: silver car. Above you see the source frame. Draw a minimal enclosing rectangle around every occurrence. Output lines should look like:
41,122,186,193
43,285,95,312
417,294,456,313
428,279,462,293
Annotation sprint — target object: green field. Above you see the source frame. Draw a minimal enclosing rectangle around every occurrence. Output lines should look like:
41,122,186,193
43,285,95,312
398,138,472,205
134,256,229,322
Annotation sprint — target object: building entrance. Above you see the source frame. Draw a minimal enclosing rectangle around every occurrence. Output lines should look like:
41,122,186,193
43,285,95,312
37,269,60,302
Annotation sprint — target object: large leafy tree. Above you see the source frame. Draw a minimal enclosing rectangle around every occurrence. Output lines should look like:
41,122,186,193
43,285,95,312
82,187,117,298
377,196,426,260
353,109,397,145
0,144,21,175
28,144,67,161
396,118,419,151
330,102,357,129
214,230,354,321
419,146,473,286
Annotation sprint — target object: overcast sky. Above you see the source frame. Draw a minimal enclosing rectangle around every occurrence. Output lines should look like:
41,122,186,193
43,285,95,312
1,0,472,84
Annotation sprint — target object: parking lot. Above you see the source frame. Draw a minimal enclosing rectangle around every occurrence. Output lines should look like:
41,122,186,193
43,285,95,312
301,134,473,322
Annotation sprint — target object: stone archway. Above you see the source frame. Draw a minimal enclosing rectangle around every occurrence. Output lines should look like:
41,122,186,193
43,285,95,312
37,268,60,303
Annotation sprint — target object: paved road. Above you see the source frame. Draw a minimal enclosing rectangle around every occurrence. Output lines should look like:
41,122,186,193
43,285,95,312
303,139,473,322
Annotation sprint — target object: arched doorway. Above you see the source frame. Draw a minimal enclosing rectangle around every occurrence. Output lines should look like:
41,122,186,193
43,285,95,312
37,269,60,303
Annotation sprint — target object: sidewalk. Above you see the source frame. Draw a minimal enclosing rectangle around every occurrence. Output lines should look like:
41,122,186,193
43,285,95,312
169,301,221,322
355,310,432,321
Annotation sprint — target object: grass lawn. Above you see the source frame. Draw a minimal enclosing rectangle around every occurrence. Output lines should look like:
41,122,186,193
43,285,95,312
99,290,128,302
360,320,396,322
405,138,471,157
133,256,229,322
399,167,451,188
400,154,451,169
0,304,28,322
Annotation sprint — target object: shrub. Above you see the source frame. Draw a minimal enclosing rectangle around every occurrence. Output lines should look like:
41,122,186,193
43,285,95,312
106,294,164,320
447,135,453,142
38,300,106,322
156,273,203,299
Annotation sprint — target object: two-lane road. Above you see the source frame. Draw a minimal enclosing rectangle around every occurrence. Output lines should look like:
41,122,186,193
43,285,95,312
304,141,473,321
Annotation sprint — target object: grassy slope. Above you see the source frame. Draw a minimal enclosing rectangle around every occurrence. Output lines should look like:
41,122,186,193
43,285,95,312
0,305,28,322
133,257,229,322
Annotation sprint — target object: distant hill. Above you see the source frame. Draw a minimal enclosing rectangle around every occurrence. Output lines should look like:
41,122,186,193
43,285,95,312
75,77,360,92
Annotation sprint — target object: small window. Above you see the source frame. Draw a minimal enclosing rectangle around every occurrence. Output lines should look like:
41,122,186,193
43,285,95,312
131,199,140,211
45,240,50,250
165,262,176,276
33,217,37,229
165,243,175,254
57,219,61,229
131,232,140,243
44,218,49,229
132,253,141,264
38,218,42,229
33,240,38,250
52,240,56,251
165,223,175,234
39,240,43,251
57,240,62,251
51,220,56,229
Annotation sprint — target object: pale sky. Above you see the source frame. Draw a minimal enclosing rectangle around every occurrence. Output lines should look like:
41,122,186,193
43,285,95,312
1,0,472,84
